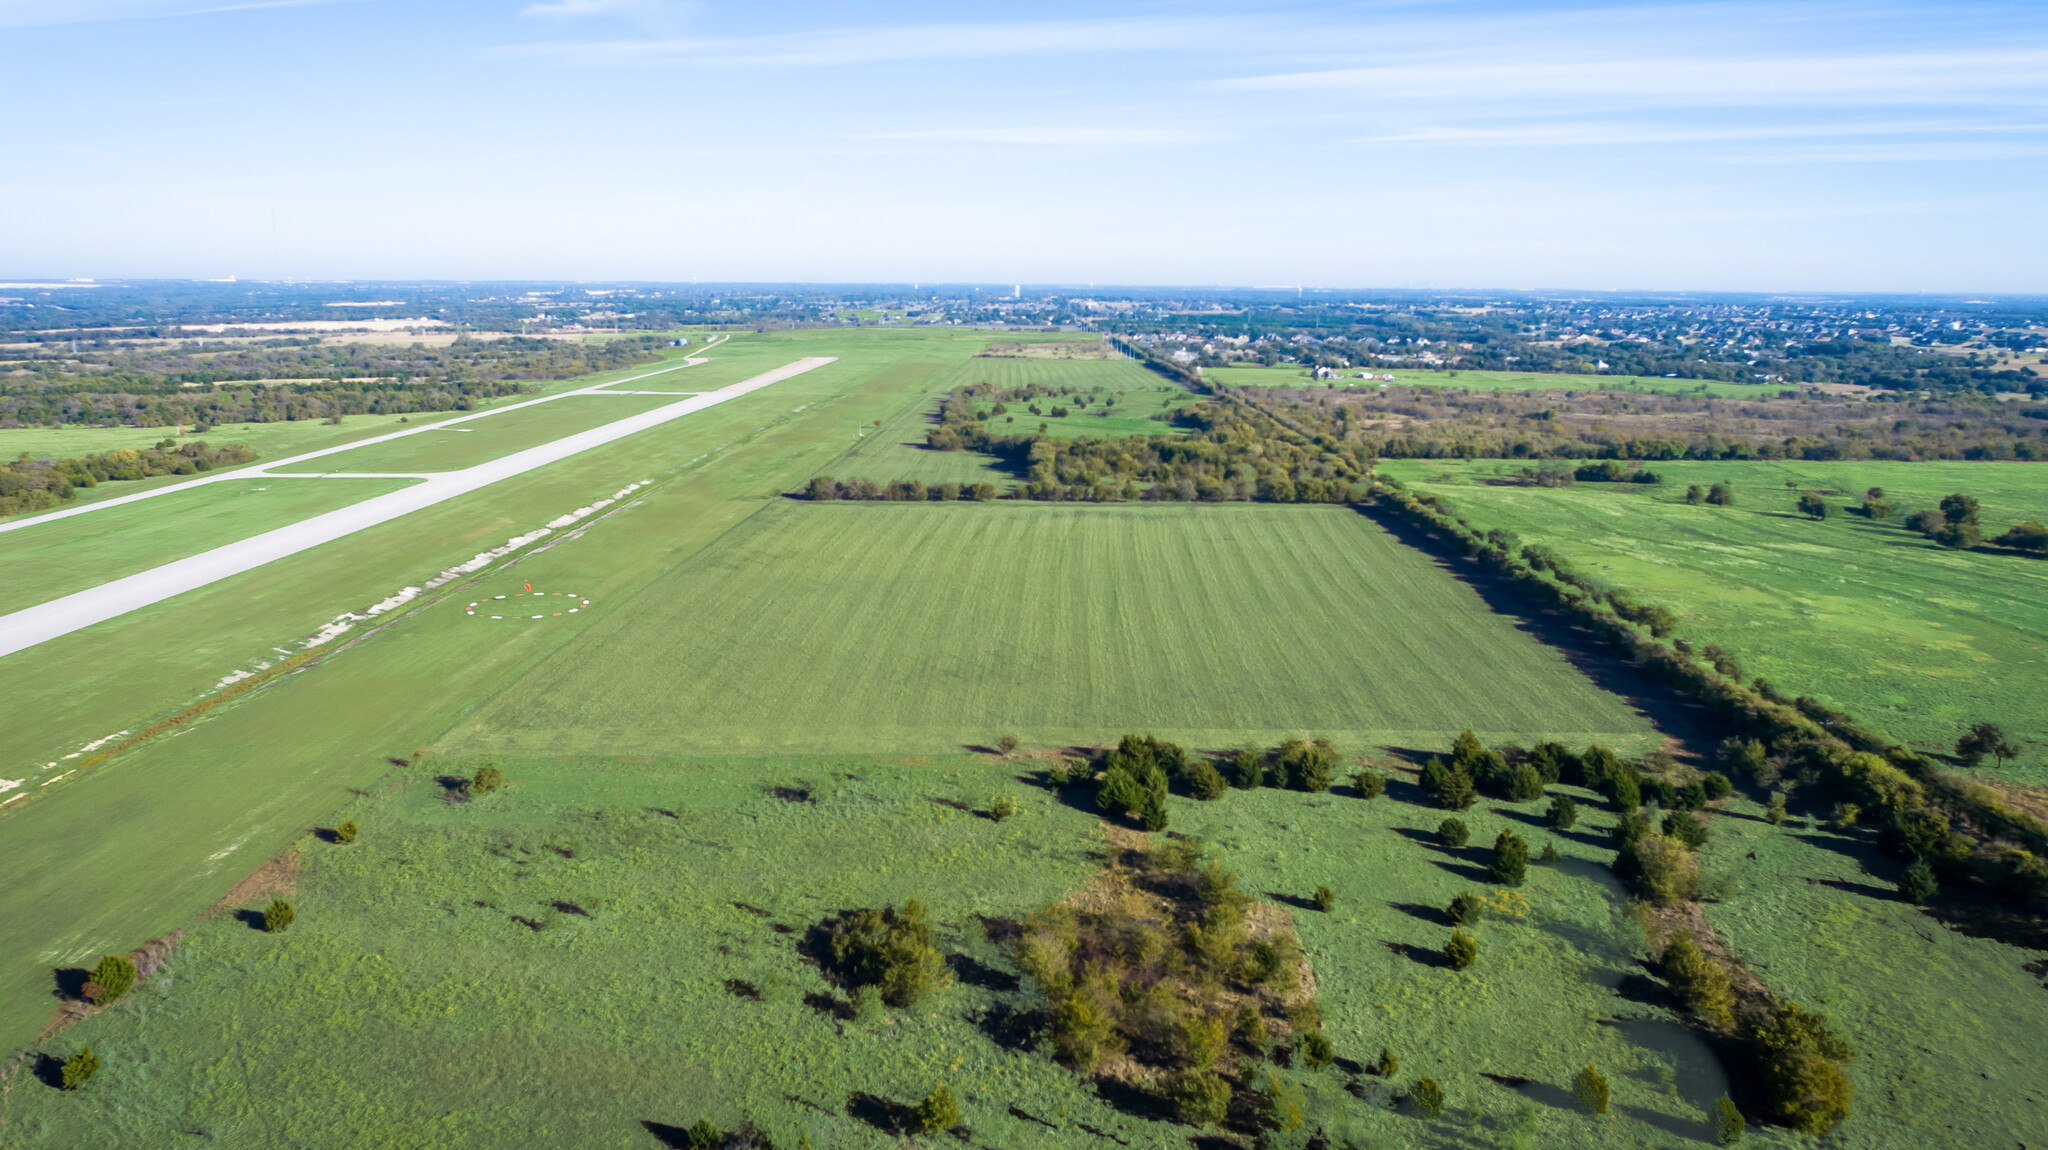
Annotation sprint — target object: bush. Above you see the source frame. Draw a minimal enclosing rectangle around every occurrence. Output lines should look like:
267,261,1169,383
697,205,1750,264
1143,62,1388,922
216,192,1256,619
334,819,359,844
1197,862,1245,909
60,1046,99,1090
1623,833,1700,906
1052,989,1119,1069
1797,493,1829,519
685,1120,721,1150
1702,772,1733,801
827,900,951,1008
1169,1071,1231,1126
918,1084,962,1133
1607,768,1641,812
1351,770,1385,799
1445,929,1478,970
989,795,1019,822
1752,1001,1856,1135
1140,794,1169,831
1663,811,1710,849
1044,759,1085,787
86,954,136,1005
1437,818,1469,848
1545,795,1578,829
1713,1094,1744,1144
1181,1014,1228,1070
263,899,295,933
1447,892,1483,925
1529,742,1571,784
471,766,506,795
1409,1076,1444,1118
998,734,1020,755
1540,841,1562,863
1311,885,1335,912
1228,748,1264,789
1277,737,1338,792
1489,830,1529,887
1255,1071,1306,1133
1505,764,1545,803
1188,761,1229,801
1421,757,1477,810
1233,1005,1270,1052
1898,859,1937,904
1662,935,1735,1028
1765,793,1788,825
1571,1064,1610,1115
1375,1047,1399,1077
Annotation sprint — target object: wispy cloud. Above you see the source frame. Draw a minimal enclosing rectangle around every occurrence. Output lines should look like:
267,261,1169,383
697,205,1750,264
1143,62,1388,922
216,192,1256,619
863,127,1215,146
490,15,1246,68
1360,117,2048,147
1221,47,2048,107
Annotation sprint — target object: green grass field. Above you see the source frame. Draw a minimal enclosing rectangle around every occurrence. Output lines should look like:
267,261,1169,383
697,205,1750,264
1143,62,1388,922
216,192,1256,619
1205,365,1779,397
2,753,1728,1150
0,477,419,613
0,329,1062,1052
451,501,1656,758
1380,459,2048,776
270,394,683,474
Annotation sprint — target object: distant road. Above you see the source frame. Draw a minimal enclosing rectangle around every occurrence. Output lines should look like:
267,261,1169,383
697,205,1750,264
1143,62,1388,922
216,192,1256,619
0,357,834,660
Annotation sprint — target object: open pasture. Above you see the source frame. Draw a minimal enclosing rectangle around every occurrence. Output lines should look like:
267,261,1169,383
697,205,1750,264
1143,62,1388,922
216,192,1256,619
1206,364,1777,398
6,751,1735,1150
1381,459,2048,774
451,501,1658,759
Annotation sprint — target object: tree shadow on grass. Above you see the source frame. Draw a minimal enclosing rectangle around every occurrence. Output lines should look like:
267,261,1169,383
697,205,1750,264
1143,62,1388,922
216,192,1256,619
32,1053,66,1090
312,826,343,844
1481,1072,1579,1115
1392,826,1443,848
1095,1077,1175,1124
847,1092,920,1136
1386,941,1446,969
51,968,89,1001
947,953,1020,992
1429,859,1494,884
976,1002,1042,1051
639,1120,694,1148
1390,901,1451,927
232,909,269,932
803,991,854,1021
1265,891,1322,912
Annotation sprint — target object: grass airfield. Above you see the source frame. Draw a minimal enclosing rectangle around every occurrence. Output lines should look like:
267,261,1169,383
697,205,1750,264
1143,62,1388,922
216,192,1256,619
2,329,2044,1149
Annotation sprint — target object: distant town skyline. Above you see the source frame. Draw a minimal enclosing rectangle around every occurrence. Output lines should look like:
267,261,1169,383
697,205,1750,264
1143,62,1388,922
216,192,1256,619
3,0,2044,292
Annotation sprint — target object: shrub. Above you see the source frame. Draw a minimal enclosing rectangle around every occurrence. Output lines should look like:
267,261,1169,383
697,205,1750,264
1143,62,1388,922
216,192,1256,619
1197,862,1245,908
1437,818,1469,848
471,766,506,795
1169,1071,1231,1126
1052,990,1118,1069
1255,1071,1306,1132
1545,795,1578,829
1277,737,1338,792
1828,802,1860,831
1540,841,1562,863
1713,1094,1744,1144
1438,765,1477,810
1607,769,1641,812
1229,748,1264,789
1489,830,1529,887
1765,793,1788,825
1410,1076,1444,1118
1529,742,1571,784
263,899,295,933
1300,1030,1334,1069
1898,859,1937,904
1506,764,1545,802
989,795,1019,822
1445,929,1478,970
60,1046,99,1090
918,1084,962,1133
1375,1047,1398,1077
1045,759,1085,787
1140,794,1169,831
1662,935,1735,1028
1233,1005,1270,1051
1752,1001,1856,1135
1702,772,1733,801
998,734,1020,755
1447,892,1483,925
1311,885,1335,912
1188,761,1229,801
1351,770,1385,800
334,819,359,844
1663,811,1710,849
1797,493,1828,519
685,1120,721,1150
827,900,951,1008
1578,744,1622,788
1181,1014,1228,1070
1706,482,1733,506
86,954,136,1005
1571,1064,1610,1115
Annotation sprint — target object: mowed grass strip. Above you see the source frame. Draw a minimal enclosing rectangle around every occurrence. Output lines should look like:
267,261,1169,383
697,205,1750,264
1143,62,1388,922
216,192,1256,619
453,502,1655,757
1206,364,1775,397
269,393,683,474
0,477,419,612
1382,459,2048,773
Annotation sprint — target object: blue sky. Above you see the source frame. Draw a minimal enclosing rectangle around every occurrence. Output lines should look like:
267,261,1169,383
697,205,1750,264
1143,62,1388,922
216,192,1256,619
3,0,2044,291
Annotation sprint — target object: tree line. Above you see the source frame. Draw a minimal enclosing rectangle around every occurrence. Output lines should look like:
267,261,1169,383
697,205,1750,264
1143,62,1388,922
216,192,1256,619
1,439,254,516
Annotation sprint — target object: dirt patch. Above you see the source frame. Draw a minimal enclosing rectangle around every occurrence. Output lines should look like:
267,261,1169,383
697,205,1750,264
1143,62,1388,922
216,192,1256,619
977,340,1110,360
201,848,301,921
